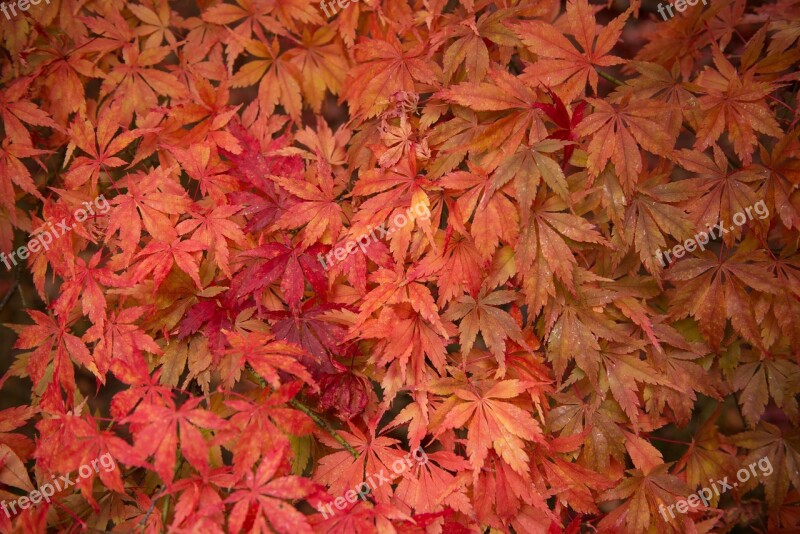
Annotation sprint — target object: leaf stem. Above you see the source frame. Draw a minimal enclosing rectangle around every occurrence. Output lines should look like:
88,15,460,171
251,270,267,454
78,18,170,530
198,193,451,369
596,68,624,87
245,365,359,458
162,494,170,526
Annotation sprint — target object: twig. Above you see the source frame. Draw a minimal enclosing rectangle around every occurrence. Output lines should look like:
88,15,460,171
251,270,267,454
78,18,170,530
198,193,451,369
141,487,167,530
245,365,359,458
0,268,20,313
288,397,359,458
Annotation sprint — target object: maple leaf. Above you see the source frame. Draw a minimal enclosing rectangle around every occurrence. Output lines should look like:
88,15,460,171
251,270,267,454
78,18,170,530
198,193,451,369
600,344,671,427
470,448,552,525
533,89,588,168
443,289,529,376
222,119,304,230
598,464,692,533
673,416,737,508
731,422,800,509
104,166,192,269
440,164,520,260
51,252,117,327
221,330,316,390
548,389,629,473
0,140,47,221
0,77,60,147
414,231,485,307
759,131,800,232
533,446,614,515
177,289,245,356
26,36,106,125
124,396,227,483
633,0,725,80
284,27,348,113
172,142,238,204
436,8,520,84
225,443,319,534
731,351,800,428
621,61,702,140
575,96,676,193
358,299,454,405
489,139,570,216
230,241,327,310
757,249,800,353
435,68,549,157
129,1,178,49
314,423,409,505
10,311,98,399
620,173,697,276
516,198,608,314
0,406,36,461
266,299,348,365
349,149,434,242
426,108,483,178
343,36,440,121
310,500,412,534
510,0,634,103
271,160,345,248
219,384,314,476
109,356,174,419
675,148,767,246
167,76,243,155
646,323,722,426
176,202,247,278
294,116,350,170
393,449,472,516
63,102,146,190
433,379,545,476
666,248,778,352
231,38,304,120
318,366,370,422
694,46,784,165
130,231,207,291
33,413,127,499
201,0,285,68
164,475,228,533
0,444,34,498
99,43,188,126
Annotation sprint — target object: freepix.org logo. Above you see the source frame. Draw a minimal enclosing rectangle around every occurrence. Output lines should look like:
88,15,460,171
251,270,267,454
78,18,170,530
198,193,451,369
659,455,773,520
1,194,110,271
1,453,117,519
317,203,430,271
1,0,51,21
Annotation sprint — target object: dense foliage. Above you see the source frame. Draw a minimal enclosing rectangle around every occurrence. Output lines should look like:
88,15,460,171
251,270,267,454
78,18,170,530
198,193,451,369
1,0,799,532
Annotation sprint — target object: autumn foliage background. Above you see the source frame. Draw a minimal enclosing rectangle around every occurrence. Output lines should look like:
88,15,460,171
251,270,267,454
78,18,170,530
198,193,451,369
0,0,799,532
